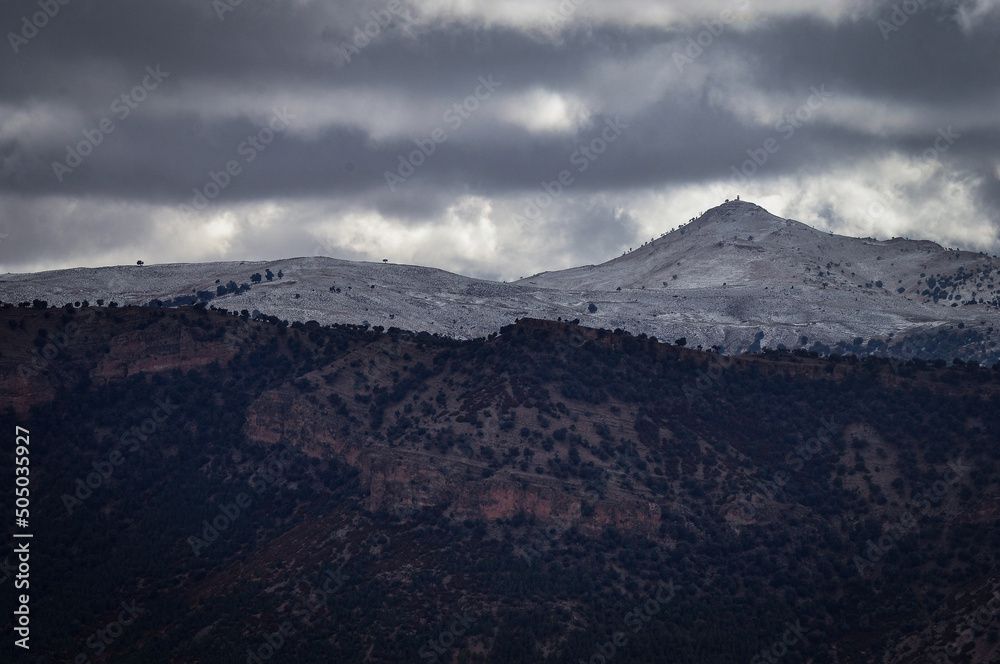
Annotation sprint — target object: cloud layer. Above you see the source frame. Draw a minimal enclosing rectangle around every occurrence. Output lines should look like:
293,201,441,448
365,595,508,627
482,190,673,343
1,0,998,278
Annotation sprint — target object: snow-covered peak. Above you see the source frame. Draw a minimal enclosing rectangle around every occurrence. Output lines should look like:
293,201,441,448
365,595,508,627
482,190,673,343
516,200,965,293
1,201,998,362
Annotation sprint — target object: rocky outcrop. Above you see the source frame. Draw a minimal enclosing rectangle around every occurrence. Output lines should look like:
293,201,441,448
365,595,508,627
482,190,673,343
243,381,663,534
0,307,240,413
91,326,237,382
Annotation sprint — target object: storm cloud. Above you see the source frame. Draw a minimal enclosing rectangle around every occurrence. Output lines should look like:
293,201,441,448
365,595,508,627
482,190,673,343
1,0,998,277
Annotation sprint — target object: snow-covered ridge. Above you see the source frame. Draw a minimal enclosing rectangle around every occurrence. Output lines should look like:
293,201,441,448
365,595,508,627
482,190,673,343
2,201,999,360
517,200,964,293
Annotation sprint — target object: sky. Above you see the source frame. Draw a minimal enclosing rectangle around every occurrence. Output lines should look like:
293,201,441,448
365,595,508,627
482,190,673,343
1,0,999,281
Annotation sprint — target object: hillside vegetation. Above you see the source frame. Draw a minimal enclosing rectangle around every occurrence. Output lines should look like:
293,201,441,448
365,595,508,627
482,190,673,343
1,304,999,663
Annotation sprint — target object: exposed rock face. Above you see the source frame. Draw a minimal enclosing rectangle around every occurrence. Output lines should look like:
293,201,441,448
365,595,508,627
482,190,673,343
0,308,100,413
236,318,686,533
0,307,240,414
4,305,1000,664
91,327,237,382
243,384,664,534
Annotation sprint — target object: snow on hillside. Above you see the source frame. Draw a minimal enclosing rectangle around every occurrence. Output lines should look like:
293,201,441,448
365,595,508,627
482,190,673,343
519,200,997,297
2,201,999,360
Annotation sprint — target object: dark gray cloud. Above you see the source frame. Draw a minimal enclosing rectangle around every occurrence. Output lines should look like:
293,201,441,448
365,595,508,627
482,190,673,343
1,0,998,278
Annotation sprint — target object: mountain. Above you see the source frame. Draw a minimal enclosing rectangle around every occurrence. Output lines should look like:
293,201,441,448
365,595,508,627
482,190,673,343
1,306,999,663
518,200,1000,359
2,200,999,363
519,200,958,292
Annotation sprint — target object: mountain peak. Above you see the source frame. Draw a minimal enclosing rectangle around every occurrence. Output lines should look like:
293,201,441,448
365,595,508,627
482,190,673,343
516,201,999,330
674,200,790,242
697,199,780,223
719,197,759,208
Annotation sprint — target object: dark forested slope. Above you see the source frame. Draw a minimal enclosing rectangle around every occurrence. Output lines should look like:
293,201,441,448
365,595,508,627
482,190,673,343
1,304,999,663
